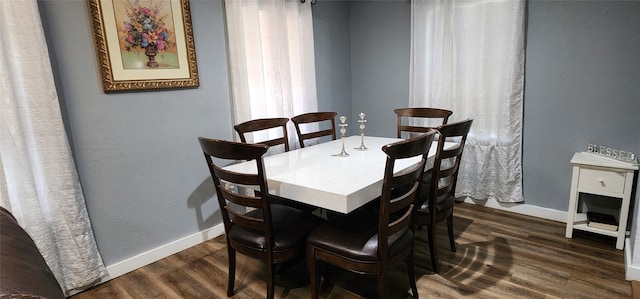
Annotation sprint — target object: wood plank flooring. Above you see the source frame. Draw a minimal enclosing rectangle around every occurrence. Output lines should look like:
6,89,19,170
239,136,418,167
71,203,631,298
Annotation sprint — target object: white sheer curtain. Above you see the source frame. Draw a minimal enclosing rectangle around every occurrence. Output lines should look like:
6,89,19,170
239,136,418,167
0,0,106,294
410,0,525,203
224,0,318,150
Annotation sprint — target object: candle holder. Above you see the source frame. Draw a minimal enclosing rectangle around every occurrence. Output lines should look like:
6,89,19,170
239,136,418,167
332,115,349,157
354,112,368,151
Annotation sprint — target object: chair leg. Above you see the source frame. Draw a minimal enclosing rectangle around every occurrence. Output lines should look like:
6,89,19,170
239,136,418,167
266,261,275,299
226,246,236,297
307,247,321,299
427,226,440,273
378,272,388,299
407,248,419,298
447,215,456,252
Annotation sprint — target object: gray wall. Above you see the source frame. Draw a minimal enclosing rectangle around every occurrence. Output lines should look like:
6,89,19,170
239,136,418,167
313,1,352,117
38,0,351,266
347,0,640,208
39,0,233,266
38,0,639,268
523,0,640,211
349,1,411,137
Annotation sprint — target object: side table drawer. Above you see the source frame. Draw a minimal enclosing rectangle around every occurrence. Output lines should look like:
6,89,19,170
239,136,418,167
578,167,626,194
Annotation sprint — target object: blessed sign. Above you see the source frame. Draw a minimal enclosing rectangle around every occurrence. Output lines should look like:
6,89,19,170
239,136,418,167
587,144,637,164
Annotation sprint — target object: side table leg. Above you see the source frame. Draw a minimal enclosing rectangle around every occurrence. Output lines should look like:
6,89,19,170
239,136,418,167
565,166,580,238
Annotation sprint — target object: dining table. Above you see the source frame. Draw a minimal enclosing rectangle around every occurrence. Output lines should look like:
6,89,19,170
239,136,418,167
223,135,449,214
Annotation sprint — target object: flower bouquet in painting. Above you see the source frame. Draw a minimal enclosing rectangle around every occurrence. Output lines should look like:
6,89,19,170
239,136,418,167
117,0,176,69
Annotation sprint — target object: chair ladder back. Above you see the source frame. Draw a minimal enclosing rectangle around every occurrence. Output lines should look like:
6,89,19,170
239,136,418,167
387,162,424,216
436,118,472,194
199,137,272,232
213,165,262,186
234,118,291,152
428,119,473,210
388,180,420,213
300,128,334,141
225,206,265,231
215,183,263,209
380,132,435,252
291,112,337,148
395,108,453,139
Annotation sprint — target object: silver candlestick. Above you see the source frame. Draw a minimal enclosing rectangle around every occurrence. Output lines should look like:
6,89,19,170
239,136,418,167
354,112,368,151
332,115,349,157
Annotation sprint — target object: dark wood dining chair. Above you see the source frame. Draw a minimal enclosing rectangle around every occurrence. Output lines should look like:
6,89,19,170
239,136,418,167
413,118,473,273
291,112,337,148
395,107,454,201
306,131,437,299
234,117,290,153
198,137,324,299
394,107,453,139
234,118,316,213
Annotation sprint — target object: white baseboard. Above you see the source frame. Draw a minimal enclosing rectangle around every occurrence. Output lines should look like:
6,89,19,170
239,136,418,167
69,223,225,295
461,197,568,223
626,238,640,281
106,223,225,279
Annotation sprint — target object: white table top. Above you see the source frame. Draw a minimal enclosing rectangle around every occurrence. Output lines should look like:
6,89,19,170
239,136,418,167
224,136,443,214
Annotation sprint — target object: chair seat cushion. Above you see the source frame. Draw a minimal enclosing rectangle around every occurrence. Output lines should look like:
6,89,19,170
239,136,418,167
228,204,324,253
306,208,413,262
268,194,317,214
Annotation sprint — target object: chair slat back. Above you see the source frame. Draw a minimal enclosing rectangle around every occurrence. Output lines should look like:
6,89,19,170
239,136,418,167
379,131,436,255
234,118,290,152
428,119,473,210
291,112,337,148
198,137,272,236
395,108,453,139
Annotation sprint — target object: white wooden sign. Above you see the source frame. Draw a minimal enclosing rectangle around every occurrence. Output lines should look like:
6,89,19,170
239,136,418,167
587,143,637,164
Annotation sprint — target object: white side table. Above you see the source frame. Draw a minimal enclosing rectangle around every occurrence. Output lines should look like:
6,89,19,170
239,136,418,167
565,152,638,250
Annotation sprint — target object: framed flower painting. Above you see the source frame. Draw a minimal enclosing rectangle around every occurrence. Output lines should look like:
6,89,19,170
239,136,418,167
88,0,199,92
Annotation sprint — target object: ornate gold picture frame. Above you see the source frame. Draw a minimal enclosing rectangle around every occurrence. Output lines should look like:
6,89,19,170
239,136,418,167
88,0,199,92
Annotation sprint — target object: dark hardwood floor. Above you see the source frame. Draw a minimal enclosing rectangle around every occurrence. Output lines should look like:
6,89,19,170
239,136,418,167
71,203,631,298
